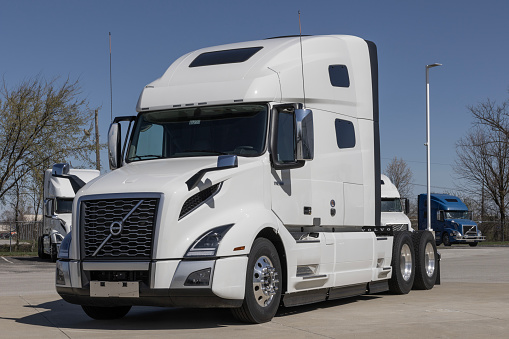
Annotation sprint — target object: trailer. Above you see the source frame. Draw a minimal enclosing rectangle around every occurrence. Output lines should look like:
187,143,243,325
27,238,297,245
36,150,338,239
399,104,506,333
55,35,439,323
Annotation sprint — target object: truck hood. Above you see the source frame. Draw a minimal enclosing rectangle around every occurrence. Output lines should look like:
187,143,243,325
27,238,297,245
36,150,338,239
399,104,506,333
445,219,477,227
78,157,220,197
381,211,411,227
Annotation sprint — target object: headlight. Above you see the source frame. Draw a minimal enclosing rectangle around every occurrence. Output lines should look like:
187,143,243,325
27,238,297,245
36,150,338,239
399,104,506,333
478,230,482,236
184,224,233,258
57,232,72,259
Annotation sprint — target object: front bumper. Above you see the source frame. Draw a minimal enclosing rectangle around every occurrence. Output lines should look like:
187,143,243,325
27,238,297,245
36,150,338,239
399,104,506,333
56,256,247,308
452,235,486,243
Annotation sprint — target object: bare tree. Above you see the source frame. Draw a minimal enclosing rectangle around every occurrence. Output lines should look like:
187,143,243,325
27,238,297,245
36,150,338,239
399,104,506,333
384,157,414,198
0,76,98,202
468,97,509,140
455,105,509,241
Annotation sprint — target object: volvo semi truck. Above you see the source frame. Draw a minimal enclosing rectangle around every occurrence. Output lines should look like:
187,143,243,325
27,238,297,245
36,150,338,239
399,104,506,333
39,165,99,261
418,193,485,246
55,35,439,323
381,174,412,232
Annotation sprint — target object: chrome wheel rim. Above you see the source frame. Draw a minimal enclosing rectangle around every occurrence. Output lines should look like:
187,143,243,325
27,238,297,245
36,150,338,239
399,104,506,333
424,242,436,277
252,255,279,307
400,243,413,281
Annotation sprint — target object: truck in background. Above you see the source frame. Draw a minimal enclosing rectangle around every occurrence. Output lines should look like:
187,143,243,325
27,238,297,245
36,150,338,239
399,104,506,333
418,193,485,247
38,164,99,261
55,35,439,323
381,174,412,232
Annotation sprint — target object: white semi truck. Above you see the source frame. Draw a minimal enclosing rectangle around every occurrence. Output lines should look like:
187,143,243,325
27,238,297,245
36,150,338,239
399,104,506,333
381,174,413,232
56,35,439,323
39,164,99,261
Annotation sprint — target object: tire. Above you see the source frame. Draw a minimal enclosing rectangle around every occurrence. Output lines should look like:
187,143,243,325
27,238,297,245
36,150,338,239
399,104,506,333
389,231,415,295
231,238,282,323
442,233,451,247
469,242,478,247
81,305,132,320
50,242,58,262
38,236,49,259
412,231,438,290
37,236,44,259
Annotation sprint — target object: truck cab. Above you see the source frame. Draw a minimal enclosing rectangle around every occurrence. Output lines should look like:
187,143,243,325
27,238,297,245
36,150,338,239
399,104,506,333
39,165,100,261
418,193,485,247
380,175,412,232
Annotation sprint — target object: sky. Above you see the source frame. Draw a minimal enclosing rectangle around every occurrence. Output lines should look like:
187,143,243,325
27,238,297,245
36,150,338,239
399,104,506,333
1,0,508,199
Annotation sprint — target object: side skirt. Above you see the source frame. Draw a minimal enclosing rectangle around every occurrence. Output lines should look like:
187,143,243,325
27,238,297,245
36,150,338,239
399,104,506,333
282,283,369,307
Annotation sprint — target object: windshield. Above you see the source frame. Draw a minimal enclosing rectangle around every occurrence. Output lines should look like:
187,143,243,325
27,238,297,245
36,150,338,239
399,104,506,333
127,104,268,161
55,198,73,214
445,211,471,219
381,198,403,212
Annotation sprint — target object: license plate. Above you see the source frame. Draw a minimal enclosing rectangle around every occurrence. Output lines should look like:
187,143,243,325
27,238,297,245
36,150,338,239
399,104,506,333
90,281,139,298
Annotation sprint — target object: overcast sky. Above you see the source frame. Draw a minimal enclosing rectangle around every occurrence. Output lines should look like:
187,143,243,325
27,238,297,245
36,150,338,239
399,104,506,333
1,0,508,199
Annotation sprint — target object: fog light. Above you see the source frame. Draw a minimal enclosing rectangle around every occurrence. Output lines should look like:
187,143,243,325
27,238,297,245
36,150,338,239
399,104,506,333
184,268,211,286
56,267,66,285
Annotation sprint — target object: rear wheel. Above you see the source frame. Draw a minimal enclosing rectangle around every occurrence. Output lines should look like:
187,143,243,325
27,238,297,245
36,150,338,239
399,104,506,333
389,231,415,295
81,305,132,320
231,238,282,323
412,231,438,290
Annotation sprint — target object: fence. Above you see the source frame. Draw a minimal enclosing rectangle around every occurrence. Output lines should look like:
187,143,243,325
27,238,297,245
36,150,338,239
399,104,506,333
0,221,43,252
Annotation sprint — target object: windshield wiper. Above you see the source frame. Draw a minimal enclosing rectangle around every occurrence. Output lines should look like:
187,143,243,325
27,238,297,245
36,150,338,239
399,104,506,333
129,155,165,160
182,150,229,155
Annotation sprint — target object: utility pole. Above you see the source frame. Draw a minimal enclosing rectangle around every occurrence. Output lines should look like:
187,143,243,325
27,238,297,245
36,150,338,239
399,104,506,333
95,109,100,171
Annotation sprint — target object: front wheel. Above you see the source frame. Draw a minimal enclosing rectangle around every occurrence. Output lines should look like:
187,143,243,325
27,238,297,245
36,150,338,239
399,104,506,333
81,305,132,320
442,233,451,247
389,231,415,295
231,238,282,323
50,241,58,262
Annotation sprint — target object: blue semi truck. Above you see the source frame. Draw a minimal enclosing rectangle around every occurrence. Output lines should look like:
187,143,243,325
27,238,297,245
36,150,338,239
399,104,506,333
418,194,485,247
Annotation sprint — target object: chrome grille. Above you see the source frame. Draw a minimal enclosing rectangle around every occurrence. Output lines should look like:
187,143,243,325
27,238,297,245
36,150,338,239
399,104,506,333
81,198,159,259
462,225,477,236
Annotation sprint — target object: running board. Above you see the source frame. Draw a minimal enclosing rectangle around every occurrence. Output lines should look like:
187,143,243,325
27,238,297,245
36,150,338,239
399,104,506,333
283,283,368,307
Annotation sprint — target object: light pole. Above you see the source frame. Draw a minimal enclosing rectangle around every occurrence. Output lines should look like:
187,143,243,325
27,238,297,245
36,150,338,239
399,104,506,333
426,63,442,231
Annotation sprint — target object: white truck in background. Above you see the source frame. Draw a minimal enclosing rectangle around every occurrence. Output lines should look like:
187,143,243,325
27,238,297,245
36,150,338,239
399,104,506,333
55,35,439,323
39,165,99,261
381,174,413,232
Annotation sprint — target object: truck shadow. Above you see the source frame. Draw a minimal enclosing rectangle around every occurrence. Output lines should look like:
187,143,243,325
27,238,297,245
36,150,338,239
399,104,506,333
7,295,381,331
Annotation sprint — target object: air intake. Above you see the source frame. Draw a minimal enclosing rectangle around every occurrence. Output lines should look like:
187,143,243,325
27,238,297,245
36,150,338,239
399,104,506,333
179,183,222,219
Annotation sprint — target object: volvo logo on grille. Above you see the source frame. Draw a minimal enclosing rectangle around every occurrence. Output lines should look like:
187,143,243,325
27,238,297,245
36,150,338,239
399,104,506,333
110,221,123,236
91,199,144,257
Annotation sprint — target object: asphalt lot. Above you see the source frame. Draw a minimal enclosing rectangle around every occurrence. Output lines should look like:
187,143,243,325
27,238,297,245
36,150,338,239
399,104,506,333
1,247,509,338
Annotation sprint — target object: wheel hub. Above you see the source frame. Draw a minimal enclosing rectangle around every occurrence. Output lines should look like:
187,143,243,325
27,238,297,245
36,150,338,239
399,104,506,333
252,255,279,307
400,243,413,281
424,242,436,277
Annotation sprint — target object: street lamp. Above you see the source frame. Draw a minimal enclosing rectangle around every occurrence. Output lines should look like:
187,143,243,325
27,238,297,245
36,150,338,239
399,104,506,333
426,63,442,231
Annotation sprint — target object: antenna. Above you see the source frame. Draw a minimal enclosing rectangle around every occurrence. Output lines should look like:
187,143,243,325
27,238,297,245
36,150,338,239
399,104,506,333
298,11,306,108
109,32,113,122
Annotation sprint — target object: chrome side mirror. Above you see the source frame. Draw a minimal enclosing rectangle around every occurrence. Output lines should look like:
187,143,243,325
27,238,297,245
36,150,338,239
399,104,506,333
44,199,54,218
52,163,70,176
108,123,122,170
295,109,314,161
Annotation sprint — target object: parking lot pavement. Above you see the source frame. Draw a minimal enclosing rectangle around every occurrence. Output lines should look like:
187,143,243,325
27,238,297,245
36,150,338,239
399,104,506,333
1,248,509,338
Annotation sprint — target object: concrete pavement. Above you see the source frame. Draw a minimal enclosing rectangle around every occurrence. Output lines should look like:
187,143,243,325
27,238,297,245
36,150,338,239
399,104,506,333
1,247,508,338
